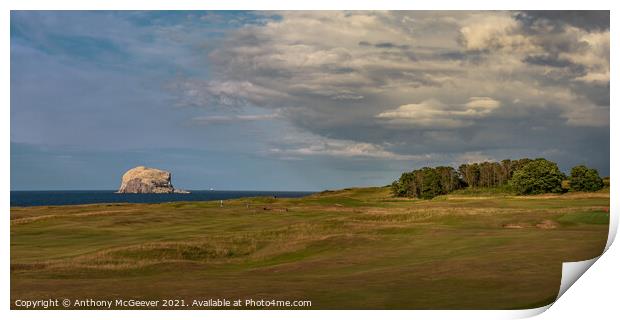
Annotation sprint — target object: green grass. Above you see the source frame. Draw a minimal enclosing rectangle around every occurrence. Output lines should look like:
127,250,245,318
557,210,610,225
10,187,609,309
446,185,516,196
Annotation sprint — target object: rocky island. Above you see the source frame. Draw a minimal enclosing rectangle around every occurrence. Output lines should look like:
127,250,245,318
117,166,189,194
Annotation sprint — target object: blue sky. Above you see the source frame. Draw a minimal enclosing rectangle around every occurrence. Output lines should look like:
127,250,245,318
11,11,610,190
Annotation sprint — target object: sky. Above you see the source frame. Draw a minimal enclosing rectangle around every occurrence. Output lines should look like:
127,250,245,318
10,11,610,191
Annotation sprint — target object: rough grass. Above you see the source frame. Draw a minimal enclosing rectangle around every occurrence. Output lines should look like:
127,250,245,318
447,185,516,196
11,187,609,309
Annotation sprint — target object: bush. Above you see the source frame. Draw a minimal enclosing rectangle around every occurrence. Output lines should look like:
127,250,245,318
510,158,564,195
569,165,604,192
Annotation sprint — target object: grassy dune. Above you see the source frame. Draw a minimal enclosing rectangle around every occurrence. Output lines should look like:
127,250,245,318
10,187,609,309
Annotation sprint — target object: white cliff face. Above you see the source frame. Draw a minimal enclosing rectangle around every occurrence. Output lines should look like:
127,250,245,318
117,166,183,194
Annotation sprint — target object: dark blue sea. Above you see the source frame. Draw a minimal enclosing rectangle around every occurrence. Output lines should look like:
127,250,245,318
10,190,315,207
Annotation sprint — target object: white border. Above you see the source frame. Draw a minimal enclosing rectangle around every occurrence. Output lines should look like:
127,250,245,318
3,1,616,319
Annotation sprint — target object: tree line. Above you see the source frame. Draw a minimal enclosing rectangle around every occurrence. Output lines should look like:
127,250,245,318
392,158,604,199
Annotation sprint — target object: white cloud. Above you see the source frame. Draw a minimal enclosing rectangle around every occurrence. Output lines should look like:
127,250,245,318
375,97,501,128
453,151,497,164
570,29,610,83
465,97,501,111
458,14,529,51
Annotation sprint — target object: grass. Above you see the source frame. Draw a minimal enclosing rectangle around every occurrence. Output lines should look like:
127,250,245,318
447,185,516,197
10,187,609,309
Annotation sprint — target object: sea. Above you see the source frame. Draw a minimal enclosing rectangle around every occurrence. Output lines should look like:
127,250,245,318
10,190,316,207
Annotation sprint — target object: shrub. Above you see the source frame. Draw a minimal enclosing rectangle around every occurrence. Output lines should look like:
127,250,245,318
569,165,604,192
510,158,564,195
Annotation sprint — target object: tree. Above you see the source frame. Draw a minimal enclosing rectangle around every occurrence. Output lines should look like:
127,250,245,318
392,166,463,199
510,158,533,173
390,180,401,196
569,165,604,192
418,167,443,199
392,157,562,198
500,159,512,182
392,172,416,197
458,159,530,189
458,163,480,187
510,158,564,195
435,166,462,193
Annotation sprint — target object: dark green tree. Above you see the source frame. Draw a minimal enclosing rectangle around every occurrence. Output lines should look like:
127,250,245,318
392,171,416,197
392,166,463,199
418,167,443,199
569,165,604,192
510,158,564,195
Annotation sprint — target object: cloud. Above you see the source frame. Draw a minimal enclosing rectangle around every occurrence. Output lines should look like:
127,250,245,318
516,11,609,32
158,11,608,172
269,135,430,161
465,97,501,110
170,80,292,109
376,97,501,128
192,112,282,124
170,11,606,130
458,14,526,51
453,151,497,165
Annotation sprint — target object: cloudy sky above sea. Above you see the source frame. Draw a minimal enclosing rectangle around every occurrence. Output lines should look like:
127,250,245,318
11,11,609,190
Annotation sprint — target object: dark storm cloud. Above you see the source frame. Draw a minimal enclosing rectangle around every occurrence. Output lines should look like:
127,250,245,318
516,11,609,32
570,82,610,107
358,40,411,50
374,42,410,50
523,54,577,68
